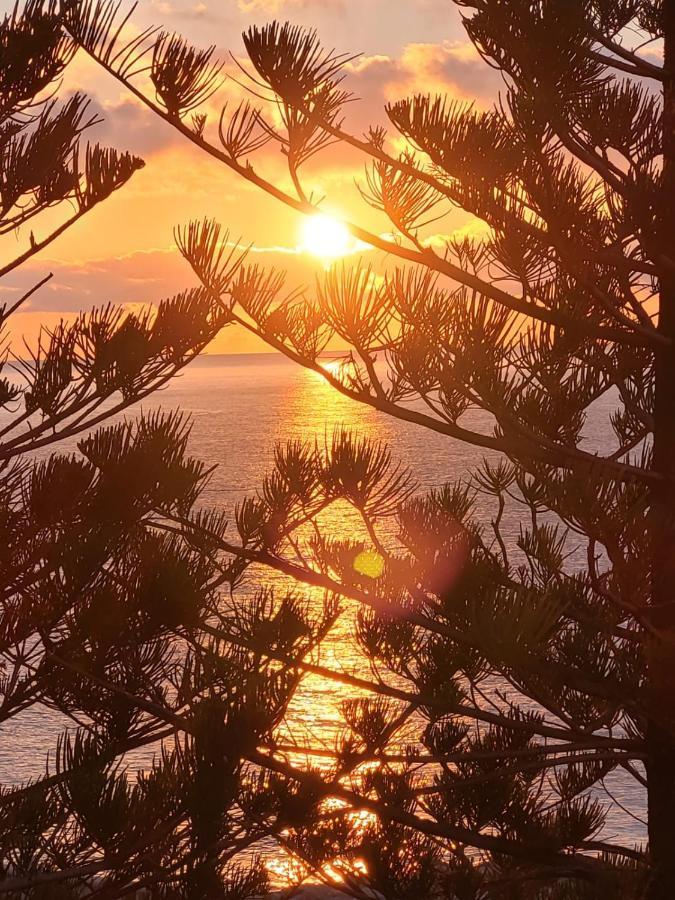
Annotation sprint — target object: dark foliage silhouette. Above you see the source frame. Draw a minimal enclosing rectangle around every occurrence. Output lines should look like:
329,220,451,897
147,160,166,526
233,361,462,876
0,3,342,897
62,0,674,897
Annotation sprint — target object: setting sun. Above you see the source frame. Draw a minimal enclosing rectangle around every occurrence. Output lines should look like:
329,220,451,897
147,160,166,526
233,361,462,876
300,214,353,260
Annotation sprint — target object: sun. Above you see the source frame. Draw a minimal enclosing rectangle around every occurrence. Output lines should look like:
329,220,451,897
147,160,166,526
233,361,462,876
300,214,353,260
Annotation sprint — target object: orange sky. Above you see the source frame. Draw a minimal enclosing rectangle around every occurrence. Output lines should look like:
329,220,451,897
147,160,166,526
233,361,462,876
1,0,499,354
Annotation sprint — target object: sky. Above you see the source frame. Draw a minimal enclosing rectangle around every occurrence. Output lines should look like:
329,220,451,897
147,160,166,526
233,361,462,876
3,0,501,354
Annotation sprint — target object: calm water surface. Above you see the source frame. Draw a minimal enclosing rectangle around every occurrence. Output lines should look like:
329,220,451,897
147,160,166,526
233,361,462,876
1,354,647,882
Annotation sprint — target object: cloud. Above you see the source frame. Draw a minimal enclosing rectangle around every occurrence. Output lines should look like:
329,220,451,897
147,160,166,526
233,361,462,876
237,0,344,11
397,40,492,98
0,237,381,316
84,95,184,158
146,0,231,23
345,39,499,119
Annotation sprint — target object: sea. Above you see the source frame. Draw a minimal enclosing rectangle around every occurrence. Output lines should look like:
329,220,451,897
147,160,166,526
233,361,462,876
0,353,648,884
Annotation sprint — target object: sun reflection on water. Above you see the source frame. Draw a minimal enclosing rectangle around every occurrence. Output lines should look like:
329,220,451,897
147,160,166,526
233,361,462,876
263,365,403,887
264,804,375,889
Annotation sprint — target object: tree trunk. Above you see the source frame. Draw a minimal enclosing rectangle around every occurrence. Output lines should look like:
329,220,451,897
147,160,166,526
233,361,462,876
646,2,675,897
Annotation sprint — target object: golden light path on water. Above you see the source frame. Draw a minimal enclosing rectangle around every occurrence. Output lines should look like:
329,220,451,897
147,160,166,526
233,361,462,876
235,358,530,887
256,359,401,886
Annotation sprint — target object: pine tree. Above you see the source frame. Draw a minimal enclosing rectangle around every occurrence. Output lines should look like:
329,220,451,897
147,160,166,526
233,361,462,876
67,0,675,896
0,4,334,896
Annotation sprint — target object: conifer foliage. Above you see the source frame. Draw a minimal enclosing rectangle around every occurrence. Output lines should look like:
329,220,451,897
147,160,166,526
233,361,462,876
69,0,675,896
0,3,336,897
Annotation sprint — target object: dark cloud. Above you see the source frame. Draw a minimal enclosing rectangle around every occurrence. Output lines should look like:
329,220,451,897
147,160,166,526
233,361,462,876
1,250,191,315
0,242,383,319
82,94,183,158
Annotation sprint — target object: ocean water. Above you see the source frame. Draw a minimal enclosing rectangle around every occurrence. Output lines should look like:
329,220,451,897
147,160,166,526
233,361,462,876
1,353,647,882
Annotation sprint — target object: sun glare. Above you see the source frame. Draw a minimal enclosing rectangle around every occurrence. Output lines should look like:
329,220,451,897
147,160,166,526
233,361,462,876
300,214,353,260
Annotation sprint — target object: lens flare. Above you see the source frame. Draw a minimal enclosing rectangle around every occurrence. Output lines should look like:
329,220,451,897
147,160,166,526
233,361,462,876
353,549,385,579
